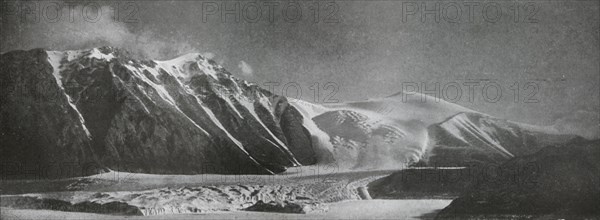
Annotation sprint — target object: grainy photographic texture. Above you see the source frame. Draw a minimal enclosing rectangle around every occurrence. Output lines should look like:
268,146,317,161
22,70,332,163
1,0,598,219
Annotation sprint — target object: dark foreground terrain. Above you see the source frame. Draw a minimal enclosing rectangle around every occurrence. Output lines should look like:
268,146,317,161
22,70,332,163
436,139,600,219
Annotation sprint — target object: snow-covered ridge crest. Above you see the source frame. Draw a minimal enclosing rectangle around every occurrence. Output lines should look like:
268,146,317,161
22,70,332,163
156,52,224,81
47,47,117,63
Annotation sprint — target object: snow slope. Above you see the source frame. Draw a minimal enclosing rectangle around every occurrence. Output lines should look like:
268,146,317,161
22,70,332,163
290,93,470,169
291,92,579,169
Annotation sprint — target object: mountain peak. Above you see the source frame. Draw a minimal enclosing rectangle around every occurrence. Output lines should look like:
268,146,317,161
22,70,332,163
155,52,225,81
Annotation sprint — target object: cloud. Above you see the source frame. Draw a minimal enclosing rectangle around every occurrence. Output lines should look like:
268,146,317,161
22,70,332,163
0,1,202,59
202,52,216,59
553,110,600,139
238,60,254,76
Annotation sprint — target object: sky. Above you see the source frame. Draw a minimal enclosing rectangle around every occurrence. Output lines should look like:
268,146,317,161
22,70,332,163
1,0,598,138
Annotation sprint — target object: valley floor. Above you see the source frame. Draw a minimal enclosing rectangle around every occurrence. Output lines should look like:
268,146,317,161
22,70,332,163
2,166,451,219
1,200,451,220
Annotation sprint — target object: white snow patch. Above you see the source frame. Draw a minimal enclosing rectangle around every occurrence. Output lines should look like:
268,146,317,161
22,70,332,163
196,96,259,164
440,114,514,158
156,53,220,81
112,73,151,114
155,66,266,170
65,50,85,61
238,97,301,166
223,97,244,119
123,64,210,137
257,93,275,118
87,48,115,61
46,51,92,138
123,65,176,105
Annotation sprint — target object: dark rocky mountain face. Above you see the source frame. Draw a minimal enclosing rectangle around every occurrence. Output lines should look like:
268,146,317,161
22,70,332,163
0,47,316,177
436,139,600,218
0,49,96,178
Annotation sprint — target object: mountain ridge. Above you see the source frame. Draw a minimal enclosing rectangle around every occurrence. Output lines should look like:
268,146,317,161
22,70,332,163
0,47,583,177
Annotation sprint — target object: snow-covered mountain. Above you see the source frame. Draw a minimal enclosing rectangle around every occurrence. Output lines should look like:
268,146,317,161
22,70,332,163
292,93,577,170
0,47,581,177
425,112,577,166
1,47,313,175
